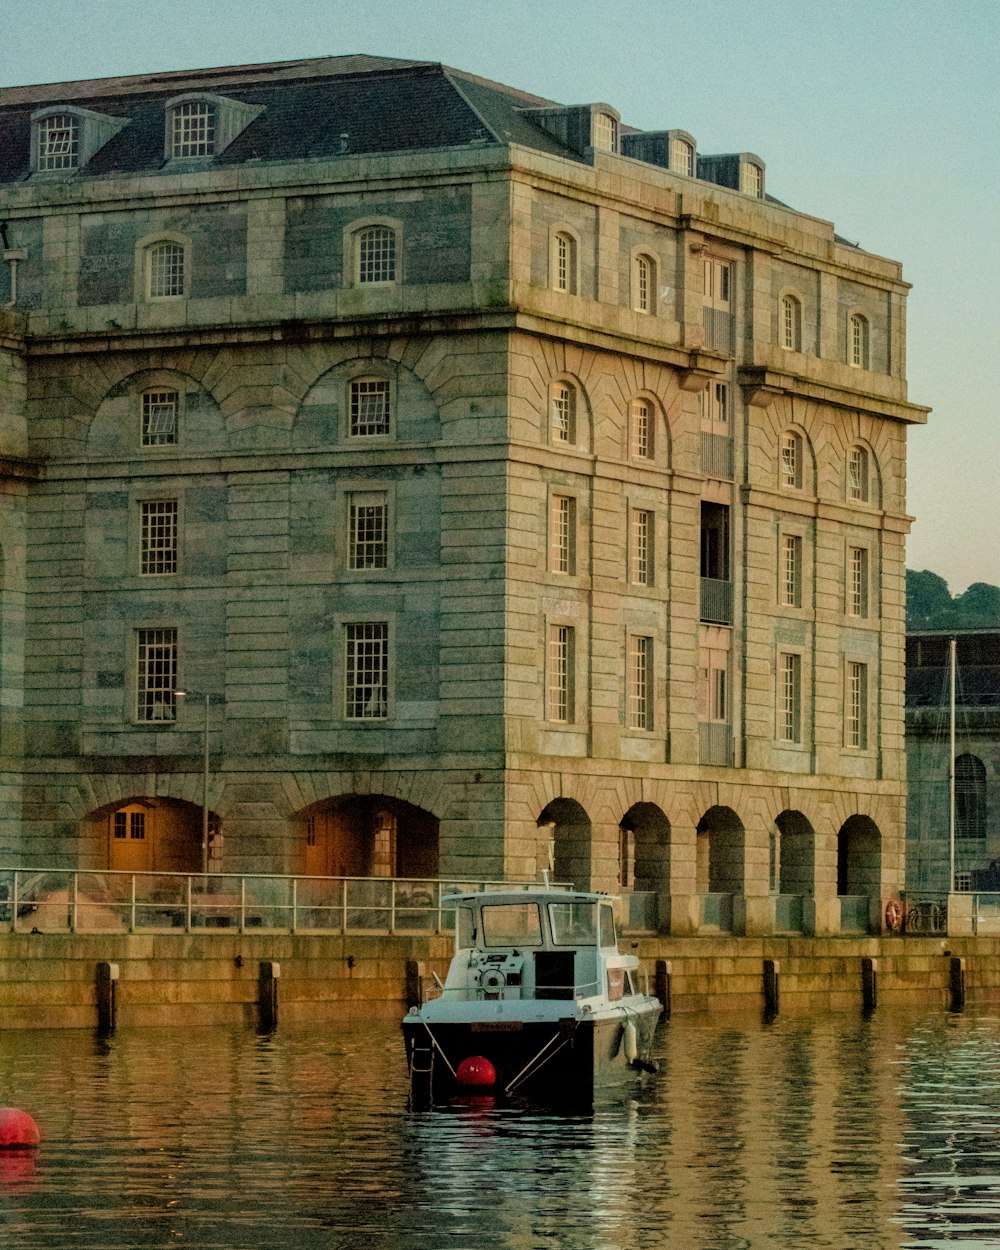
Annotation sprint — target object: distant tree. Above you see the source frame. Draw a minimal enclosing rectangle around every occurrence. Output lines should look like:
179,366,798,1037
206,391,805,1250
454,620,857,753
953,582,1000,628
907,569,953,628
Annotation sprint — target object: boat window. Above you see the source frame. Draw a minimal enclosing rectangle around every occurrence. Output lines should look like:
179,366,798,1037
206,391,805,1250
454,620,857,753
549,901,597,946
457,905,476,949
599,903,617,950
480,903,542,947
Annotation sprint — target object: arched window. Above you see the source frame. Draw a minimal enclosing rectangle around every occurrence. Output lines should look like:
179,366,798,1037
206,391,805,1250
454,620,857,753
145,240,186,300
632,254,656,314
781,294,802,351
955,755,987,840
552,231,578,294
847,445,869,502
780,430,803,490
550,381,577,444
849,313,869,368
629,398,654,460
356,225,397,285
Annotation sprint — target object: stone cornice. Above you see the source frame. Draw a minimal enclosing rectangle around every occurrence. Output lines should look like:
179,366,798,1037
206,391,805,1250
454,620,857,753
739,365,930,426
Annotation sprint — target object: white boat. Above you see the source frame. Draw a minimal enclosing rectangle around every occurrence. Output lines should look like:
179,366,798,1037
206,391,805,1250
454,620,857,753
402,888,662,1102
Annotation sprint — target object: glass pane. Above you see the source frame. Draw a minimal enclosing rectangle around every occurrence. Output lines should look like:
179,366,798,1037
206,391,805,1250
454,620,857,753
549,901,597,945
480,903,542,946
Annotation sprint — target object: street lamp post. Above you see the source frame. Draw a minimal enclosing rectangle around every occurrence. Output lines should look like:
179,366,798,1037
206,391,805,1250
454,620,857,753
175,690,211,877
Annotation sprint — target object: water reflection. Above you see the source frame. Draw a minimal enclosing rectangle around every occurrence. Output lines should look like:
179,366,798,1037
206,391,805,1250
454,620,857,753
2,1011,1000,1247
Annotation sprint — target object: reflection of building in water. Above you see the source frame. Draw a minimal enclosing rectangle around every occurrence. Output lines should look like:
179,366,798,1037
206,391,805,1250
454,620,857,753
906,629,1000,893
0,55,927,937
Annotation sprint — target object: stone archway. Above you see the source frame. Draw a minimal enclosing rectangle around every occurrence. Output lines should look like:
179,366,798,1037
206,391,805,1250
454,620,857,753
774,809,815,896
696,805,745,895
619,802,670,891
86,797,211,875
299,795,439,879
837,815,881,896
538,798,592,889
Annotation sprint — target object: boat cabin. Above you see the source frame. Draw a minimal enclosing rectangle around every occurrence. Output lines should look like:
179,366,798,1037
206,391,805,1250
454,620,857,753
441,890,641,1003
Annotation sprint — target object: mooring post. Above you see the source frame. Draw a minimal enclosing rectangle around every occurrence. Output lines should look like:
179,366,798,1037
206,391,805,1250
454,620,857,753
655,959,672,1017
763,959,780,1018
405,959,424,1009
861,957,877,1014
96,961,119,1033
949,956,966,1011
258,960,280,1030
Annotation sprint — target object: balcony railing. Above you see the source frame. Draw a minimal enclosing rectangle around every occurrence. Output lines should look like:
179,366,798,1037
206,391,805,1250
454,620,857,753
700,432,734,480
698,721,733,767
703,307,734,354
0,869,565,936
700,576,733,624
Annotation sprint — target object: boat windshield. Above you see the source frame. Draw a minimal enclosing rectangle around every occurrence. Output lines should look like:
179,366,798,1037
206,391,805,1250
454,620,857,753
456,905,477,949
479,902,542,947
548,901,597,946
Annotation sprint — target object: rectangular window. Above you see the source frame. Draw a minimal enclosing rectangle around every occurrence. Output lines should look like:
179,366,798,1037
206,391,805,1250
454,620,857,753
630,400,653,458
350,378,390,436
778,652,801,743
699,660,728,722
171,101,215,158
136,627,177,722
141,390,179,446
848,447,869,501
546,624,574,722
628,636,653,730
551,383,576,443
37,113,79,171
629,509,653,585
140,500,178,575
147,242,185,299
554,233,577,294
848,546,869,618
345,622,388,719
781,534,802,607
113,811,145,840
348,494,388,570
550,495,576,575
846,661,868,749
593,112,618,152
357,226,396,284
781,432,802,489
704,381,729,426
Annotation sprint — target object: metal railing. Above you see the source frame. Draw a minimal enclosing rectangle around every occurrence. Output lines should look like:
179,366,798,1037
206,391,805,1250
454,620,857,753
698,721,733,767
902,896,948,935
700,432,734,480
0,869,560,936
700,576,733,624
703,307,734,354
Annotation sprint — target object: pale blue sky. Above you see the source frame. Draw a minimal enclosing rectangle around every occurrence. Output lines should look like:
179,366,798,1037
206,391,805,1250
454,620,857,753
3,0,997,591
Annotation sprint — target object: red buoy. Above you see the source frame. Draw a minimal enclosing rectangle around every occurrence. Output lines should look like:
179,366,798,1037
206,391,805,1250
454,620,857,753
455,1056,497,1088
0,1109,41,1149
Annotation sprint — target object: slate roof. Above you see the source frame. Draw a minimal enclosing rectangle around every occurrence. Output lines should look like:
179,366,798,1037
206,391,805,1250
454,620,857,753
0,55,576,183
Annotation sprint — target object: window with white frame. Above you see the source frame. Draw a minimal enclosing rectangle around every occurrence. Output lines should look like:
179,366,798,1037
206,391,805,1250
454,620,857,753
141,390,179,446
780,431,803,490
170,100,216,158
136,627,177,722
349,377,390,437
140,500,178,576
778,652,802,743
546,624,575,722
848,545,869,618
781,294,802,351
781,533,803,608
550,495,577,575
628,636,653,730
345,622,388,719
629,508,653,585
550,381,577,444
849,313,869,368
671,137,694,176
847,445,869,502
36,113,80,171
146,241,186,300
356,225,397,285
846,661,868,749
698,651,728,723
593,112,619,153
740,161,764,197
553,231,578,294
348,492,388,570
630,398,654,459
632,254,655,314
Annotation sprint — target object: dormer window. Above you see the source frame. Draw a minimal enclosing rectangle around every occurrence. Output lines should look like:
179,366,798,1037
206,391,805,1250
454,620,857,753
594,112,619,153
163,93,261,162
37,114,79,171
740,161,764,198
671,137,694,177
171,100,216,159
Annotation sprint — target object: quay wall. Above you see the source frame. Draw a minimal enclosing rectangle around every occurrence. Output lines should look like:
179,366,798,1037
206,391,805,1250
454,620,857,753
1,932,1000,1030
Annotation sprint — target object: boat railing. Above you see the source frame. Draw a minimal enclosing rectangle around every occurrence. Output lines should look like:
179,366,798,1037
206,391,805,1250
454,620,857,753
0,868,566,936
427,976,604,1002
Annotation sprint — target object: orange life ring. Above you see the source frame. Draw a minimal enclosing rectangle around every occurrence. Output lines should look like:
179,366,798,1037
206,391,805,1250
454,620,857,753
884,899,902,932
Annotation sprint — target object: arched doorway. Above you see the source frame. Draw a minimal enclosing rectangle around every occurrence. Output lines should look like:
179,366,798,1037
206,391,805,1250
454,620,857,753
88,797,211,874
773,810,815,895
300,795,439,879
695,806,744,932
538,799,592,889
619,802,670,930
837,815,881,932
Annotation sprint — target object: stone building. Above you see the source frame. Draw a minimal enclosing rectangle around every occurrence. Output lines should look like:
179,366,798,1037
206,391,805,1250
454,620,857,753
906,629,1000,895
0,54,928,934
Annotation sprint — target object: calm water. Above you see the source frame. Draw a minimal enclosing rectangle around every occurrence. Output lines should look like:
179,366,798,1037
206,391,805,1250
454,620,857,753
1,1008,999,1249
